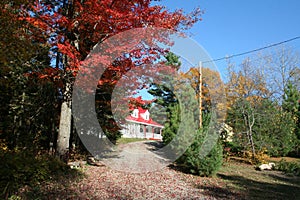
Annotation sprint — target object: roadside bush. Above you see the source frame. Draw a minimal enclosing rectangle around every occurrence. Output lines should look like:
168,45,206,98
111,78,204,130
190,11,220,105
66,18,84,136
0,150,71,199
161,96,223,176
254,150,270,164
222,142,243,156
275,159,300,176
177,128,223,177
241,149,270,165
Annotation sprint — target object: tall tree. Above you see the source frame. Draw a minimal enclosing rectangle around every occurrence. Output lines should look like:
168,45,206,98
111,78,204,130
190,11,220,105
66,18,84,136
21,0,202,160
147,52,182,144
148,52,181,106
226,57,298,158
180,67,225,114
225,59,269,158
282,82,300,155
227,97,297,157
0,0,58,151
263,46,300,100
226,58,269,107
283,82,300,115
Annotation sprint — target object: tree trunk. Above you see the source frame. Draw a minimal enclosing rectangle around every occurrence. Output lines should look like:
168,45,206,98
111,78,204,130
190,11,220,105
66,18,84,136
248,129,256,158
56,83,72,163
242,104,256,159
248,112,256,158
55,0,75,163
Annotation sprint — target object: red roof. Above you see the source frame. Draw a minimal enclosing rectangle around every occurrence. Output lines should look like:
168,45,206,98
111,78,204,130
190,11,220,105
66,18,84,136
138,107,147,114
125,108,164,128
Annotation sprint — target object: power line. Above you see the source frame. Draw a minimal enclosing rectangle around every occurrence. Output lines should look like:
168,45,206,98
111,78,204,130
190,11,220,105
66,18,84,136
202,36,300,64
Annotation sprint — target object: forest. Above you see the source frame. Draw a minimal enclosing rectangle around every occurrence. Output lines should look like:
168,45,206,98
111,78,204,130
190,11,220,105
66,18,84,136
1,0,299,199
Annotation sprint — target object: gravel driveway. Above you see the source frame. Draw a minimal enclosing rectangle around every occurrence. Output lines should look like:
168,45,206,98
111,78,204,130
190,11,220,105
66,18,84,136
101,140,172,173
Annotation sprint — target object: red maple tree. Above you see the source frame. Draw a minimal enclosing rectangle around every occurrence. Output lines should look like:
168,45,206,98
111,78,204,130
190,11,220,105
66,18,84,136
19,0,202,156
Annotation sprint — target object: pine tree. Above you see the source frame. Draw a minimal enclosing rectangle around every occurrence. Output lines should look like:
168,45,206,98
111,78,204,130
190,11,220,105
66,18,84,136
283,82,300,115
161,103,180,145
283,83,300,140
147,52,181,145
283,82,300,155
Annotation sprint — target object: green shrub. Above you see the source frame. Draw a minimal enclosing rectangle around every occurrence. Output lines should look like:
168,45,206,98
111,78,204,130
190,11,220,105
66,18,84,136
0,150,70,199
275,159,300,176
161,95,223,177
177,128,223,177
8,195,22,200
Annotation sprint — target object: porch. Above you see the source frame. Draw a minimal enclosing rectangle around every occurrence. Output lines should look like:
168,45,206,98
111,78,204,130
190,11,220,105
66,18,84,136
121,123,163,140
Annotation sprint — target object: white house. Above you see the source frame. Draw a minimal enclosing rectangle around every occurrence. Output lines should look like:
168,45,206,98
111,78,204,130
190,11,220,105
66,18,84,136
121,107,164,140
219,123,234,142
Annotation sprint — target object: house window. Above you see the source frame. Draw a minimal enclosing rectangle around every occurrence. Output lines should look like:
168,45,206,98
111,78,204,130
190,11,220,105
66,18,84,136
140,126,144,133
147,126,152,133
131,109,139,118
154,128,161,134
140,110,149,120
145,113,149,120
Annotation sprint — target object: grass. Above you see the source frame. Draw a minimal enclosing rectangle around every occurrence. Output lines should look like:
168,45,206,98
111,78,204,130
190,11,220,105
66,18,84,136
269,156,300,163
215,160,300,199
168,155,300,199
116,137,147,145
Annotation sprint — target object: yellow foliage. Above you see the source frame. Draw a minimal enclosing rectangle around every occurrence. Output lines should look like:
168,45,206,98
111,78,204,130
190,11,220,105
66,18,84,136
241,148,270,165
226,68,270,109
0,139,8,151
179,67,227,120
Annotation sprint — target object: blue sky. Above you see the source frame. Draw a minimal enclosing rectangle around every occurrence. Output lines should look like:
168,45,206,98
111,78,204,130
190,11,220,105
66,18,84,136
152,0,300,79
136,0,300,100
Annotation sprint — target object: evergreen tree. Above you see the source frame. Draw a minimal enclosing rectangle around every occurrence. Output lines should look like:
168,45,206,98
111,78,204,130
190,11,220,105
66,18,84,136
149,103,168,128
147,52,182,144
227,98,297,157
283,82,300,115
282,82,300,155
149,52,223,176
148,52,181,107
175,111,223,177
256,99,296,156
0,1,57,151
162,102,180,145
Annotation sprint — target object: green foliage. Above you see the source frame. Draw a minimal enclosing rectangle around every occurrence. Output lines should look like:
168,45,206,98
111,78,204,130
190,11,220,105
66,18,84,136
149,103,168,125
176,113,223,177
0,0,58,152
148,52,182,145
282,82,300,115
275,159,300,176
227,99,297,157
0,150,72,199
181,132,223,176
164,52,181,70
163,106,223,176
8,195,22,200
95,92,122,144
222,141,243,155
1,76,60,151
282,82,300,156
148,52,181,108
149,52,223,176
162,103,180,145
256,100,296,157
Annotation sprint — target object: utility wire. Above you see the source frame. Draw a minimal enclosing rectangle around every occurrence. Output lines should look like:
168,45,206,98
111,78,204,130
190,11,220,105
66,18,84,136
202,36,300,64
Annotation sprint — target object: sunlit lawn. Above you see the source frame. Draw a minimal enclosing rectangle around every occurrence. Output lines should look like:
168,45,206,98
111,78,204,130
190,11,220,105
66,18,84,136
116,137,148,145
216,159,300,199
